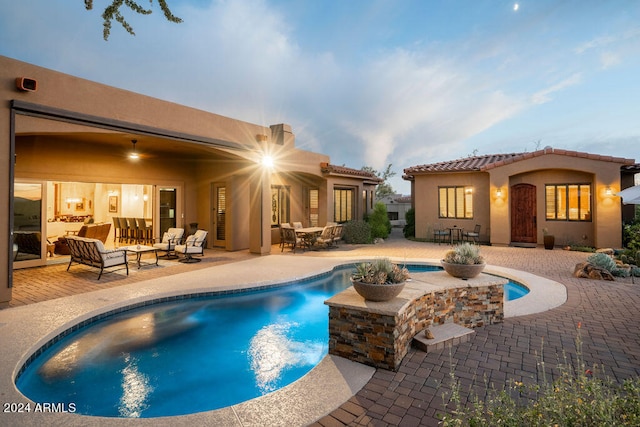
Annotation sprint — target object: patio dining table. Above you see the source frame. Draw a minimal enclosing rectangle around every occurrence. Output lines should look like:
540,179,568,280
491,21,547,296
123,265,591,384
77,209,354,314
446,226,464,244
295,227,324,249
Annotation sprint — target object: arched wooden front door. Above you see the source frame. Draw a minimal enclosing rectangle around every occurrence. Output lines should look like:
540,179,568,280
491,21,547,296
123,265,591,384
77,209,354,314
510,183,537,244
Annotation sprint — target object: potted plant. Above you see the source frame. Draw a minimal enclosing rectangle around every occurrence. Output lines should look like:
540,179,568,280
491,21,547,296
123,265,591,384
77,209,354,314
543,228,555,250
441,242,486,279
350,258,410,301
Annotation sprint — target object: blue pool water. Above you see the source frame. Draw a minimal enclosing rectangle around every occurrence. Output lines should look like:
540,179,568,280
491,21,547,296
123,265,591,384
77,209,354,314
16,264,528,418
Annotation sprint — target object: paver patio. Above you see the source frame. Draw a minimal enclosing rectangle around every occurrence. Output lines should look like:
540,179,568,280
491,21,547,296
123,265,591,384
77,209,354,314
5,229,640,426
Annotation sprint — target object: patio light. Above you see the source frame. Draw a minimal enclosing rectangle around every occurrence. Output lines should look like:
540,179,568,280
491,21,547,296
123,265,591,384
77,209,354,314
129,139,139,160
261,155,274,169
495,188,503,198
605,186,613,196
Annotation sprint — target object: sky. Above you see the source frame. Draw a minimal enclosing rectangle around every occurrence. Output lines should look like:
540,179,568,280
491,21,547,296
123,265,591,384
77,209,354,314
1,1,639,194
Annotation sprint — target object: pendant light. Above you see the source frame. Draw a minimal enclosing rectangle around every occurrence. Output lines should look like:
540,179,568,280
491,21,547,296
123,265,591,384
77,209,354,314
129,139,139,160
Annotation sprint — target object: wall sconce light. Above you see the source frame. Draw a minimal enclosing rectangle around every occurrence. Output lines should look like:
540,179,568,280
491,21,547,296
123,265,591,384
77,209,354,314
605,186,613,196
129,139,140,160
16,77,38,92
261,155,274,168
496,188,503,198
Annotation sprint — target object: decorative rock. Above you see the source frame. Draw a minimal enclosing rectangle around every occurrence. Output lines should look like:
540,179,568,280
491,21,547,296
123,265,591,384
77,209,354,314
424,328,435,339
573,262,615,281
596,248,615,255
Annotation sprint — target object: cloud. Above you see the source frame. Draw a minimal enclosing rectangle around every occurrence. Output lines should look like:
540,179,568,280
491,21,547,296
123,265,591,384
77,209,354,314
531,73,582,105
574,26,640,69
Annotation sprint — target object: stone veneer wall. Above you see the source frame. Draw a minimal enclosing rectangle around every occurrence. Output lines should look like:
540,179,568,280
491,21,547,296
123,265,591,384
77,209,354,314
327,284,504,371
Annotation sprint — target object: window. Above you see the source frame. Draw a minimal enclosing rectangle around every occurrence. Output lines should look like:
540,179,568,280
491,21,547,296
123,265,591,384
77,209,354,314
334,188,354,222
308,188,319,227
270,186,290,226
545,184,591,221
438,186,473,219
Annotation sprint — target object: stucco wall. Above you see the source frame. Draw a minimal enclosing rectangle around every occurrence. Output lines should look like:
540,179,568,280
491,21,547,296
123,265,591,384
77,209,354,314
413,172,491,242
488,153,625,248
410,152,629,249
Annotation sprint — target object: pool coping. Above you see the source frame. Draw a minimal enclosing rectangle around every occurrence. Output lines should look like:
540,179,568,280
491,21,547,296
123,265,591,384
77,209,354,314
0,256,566,426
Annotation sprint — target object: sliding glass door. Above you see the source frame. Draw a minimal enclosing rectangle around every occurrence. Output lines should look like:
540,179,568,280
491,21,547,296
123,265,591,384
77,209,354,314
212,183,226,247
13,181,45,268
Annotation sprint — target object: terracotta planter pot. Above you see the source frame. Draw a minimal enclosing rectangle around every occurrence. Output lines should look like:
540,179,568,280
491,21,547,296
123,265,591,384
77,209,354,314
441,261,486,279
351,280,405,302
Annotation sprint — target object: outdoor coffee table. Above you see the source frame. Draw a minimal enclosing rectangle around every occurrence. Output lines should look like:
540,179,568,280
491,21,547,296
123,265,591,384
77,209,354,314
120,245,159,269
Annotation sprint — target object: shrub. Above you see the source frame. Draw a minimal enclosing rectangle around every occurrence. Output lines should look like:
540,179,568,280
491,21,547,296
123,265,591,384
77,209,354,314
623,219,640,252
367,202,391,239
351,258,410,284
443,243,484,265
342,220,372,244
569,245,596,253
587,252,630,277
440,325,640,426
403,207,415,238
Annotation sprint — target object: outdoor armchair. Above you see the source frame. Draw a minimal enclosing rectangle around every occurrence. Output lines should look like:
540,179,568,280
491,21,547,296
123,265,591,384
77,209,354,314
152,227,185,259
175,229,208,263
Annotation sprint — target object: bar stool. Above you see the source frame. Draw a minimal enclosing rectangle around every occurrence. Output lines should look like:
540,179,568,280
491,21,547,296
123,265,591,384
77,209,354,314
112,217,122,244
126,217,139,243
136,218,153,244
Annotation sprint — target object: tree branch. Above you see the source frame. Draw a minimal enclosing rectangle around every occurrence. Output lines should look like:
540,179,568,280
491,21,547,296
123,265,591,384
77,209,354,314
85,0,182,41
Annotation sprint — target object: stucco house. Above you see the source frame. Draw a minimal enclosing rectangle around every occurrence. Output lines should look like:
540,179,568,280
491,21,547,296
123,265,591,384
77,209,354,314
2,56,379,303
404,148,638,249
379,194,412,227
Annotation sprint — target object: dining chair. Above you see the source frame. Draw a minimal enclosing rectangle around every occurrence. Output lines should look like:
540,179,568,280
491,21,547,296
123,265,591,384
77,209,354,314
463,224,481,243
433,223,449,245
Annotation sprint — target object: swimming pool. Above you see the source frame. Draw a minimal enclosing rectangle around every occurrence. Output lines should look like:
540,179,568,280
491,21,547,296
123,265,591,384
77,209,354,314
16,264,528,418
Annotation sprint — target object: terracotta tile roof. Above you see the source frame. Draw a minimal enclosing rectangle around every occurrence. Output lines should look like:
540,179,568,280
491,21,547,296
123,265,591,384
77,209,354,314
320,162,383,182
394,195,412,203
403,147,636,179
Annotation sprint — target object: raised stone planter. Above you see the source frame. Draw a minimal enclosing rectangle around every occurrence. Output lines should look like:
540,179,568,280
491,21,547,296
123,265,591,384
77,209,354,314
325,271,506,371
351,280,405,302
441,261,486,279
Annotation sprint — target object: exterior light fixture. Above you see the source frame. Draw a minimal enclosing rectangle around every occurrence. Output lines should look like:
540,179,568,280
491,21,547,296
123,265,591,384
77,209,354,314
129,139,139,160
261,155,274,168
496,188,503,198
605,186,613,196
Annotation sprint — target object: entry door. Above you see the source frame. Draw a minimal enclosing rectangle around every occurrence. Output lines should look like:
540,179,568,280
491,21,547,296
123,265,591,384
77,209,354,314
212,184,226,247
510,183,537,243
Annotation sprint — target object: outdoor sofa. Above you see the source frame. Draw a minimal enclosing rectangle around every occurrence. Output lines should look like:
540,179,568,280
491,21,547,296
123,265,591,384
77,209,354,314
65,235,128,279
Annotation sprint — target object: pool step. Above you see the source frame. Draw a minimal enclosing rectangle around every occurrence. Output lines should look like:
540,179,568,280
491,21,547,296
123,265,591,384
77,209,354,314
412,323,475,353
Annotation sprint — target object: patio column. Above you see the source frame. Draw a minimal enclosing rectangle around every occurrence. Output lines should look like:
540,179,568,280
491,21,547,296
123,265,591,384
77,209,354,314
1,103,13,303
249,167,272,255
